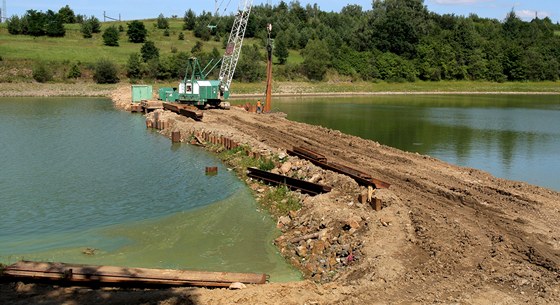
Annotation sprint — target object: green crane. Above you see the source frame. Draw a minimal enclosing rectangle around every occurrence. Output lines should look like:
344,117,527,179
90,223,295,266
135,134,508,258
160,0,253,109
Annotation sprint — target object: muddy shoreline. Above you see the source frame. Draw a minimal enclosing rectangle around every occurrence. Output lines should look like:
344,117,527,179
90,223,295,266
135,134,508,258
2,85,559,304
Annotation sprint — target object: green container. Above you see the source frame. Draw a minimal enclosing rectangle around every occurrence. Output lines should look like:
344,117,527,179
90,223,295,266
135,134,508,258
131,85,153,103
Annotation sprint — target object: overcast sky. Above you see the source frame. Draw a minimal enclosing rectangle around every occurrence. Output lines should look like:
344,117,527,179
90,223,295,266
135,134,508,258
3,0,559,23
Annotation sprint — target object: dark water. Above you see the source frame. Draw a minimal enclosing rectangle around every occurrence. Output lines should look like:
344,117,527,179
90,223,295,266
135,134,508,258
0,97,300,281
273,94,560,191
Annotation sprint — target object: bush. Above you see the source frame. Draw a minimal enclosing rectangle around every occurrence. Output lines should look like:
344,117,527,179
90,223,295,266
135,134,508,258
156,13,169,30
127,20,147,43
102,26,120,46
126,53,144,79
32,63,53,83
67,63,82,79
140,41,159,62
93,59,119,84
81,22,92,38
178,32,184,40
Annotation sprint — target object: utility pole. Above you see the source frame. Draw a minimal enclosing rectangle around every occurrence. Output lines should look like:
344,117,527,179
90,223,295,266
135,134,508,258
264,23,273,113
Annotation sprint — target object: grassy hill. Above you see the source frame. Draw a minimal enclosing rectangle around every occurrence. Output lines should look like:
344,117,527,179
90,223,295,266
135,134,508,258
0,19,226,64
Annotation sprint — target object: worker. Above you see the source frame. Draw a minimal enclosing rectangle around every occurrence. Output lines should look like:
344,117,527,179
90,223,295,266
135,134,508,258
256,99,262,114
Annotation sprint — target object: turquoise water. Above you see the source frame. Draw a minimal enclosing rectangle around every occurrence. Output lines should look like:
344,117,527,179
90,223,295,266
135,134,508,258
274,94,560,191
0,97,300,281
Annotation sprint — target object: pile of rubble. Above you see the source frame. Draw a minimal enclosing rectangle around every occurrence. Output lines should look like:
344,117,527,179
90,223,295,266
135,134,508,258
247,157,383,283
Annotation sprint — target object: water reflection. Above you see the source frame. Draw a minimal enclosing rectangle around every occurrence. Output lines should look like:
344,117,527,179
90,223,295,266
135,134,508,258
274,95,560,190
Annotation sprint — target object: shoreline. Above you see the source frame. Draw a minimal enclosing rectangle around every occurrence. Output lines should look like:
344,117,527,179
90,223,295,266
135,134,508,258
1,82,559,98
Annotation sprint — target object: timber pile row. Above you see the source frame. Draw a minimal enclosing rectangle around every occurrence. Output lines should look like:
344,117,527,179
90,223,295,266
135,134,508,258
1,261,267,288
145,111,169,130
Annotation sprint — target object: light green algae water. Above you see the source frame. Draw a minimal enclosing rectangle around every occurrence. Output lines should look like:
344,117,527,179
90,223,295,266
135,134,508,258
0,97,300,282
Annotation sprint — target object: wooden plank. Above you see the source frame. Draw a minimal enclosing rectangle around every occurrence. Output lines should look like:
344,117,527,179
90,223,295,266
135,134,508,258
2,261,267,288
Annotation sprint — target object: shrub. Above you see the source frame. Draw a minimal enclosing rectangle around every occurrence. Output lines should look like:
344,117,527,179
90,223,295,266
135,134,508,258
81,22,92,38
156,13,169,30
67,63,82,79
140,41,159,62
93,59,119,84
102,26,120,46
127,20,147,43
32,63,53,83
178,32,184,40
126,53,143,79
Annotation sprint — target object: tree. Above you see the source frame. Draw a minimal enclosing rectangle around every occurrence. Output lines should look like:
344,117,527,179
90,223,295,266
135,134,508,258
369,0,429,57
156,13,169,29
127,20,147,43
191,41,204,56
141,41,160,62
273,31,290,64
183,9,196,31
45,10,66,37
81,22,93,38
7,16,22,35
102,26,120,46
58,5,76,23
126,53,144,79
235,44,265,82
88,16,101,33
301,39,331,81
93,59,119,84
24,10,47,36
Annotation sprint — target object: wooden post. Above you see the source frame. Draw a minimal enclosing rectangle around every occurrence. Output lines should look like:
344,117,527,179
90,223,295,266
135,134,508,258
172,131,181,143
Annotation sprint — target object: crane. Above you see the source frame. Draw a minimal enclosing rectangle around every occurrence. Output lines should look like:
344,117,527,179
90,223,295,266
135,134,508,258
164,0,253,109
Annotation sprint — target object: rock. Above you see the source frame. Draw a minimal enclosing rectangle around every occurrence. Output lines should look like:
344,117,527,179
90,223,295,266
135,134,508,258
296,245,308,257
82,247,97,255
308,174,322,183
280,162,292,174
270,168,280,175
278,152,288,160
228,282,247,290
278,216,291,226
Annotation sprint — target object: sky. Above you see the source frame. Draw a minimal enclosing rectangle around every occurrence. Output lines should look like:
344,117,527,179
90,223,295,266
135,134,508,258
3,0,559,23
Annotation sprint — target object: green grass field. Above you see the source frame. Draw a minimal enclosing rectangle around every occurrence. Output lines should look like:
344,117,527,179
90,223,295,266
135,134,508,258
0,19,263,65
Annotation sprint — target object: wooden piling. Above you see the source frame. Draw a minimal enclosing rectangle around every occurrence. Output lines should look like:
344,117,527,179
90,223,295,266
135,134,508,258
172,131,181,143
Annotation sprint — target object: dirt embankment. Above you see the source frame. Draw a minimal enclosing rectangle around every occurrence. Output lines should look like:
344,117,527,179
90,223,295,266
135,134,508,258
2,86,559,304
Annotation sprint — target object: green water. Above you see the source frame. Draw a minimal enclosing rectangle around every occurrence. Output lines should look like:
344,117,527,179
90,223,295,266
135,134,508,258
0,97,300,281
274,95,560,191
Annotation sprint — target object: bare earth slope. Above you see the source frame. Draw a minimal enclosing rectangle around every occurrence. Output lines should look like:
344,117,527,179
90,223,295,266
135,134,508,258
2,89,559,304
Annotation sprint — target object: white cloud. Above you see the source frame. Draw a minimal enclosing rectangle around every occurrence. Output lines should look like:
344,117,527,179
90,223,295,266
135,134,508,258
516,9,551,20
432,0,494,4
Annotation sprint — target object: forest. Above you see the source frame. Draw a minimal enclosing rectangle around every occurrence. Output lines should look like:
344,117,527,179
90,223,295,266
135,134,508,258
4,0,560,84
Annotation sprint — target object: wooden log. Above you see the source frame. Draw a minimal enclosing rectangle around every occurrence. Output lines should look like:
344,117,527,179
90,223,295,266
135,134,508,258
1,261,266,288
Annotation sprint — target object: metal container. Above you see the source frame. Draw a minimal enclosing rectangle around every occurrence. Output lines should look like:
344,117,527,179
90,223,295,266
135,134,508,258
131,85,153,103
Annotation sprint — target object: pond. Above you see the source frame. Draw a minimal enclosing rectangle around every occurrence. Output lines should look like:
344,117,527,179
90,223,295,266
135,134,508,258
0,97,300,282
273,94,560,191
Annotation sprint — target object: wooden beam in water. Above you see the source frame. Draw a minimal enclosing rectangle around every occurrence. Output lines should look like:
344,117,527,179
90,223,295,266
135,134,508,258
1,261,267,288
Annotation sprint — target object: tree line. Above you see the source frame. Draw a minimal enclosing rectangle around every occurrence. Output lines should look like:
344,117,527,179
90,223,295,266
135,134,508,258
6,0,560,84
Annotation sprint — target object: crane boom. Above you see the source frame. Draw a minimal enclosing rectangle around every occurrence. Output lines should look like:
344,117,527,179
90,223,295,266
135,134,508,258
219,0,253,93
